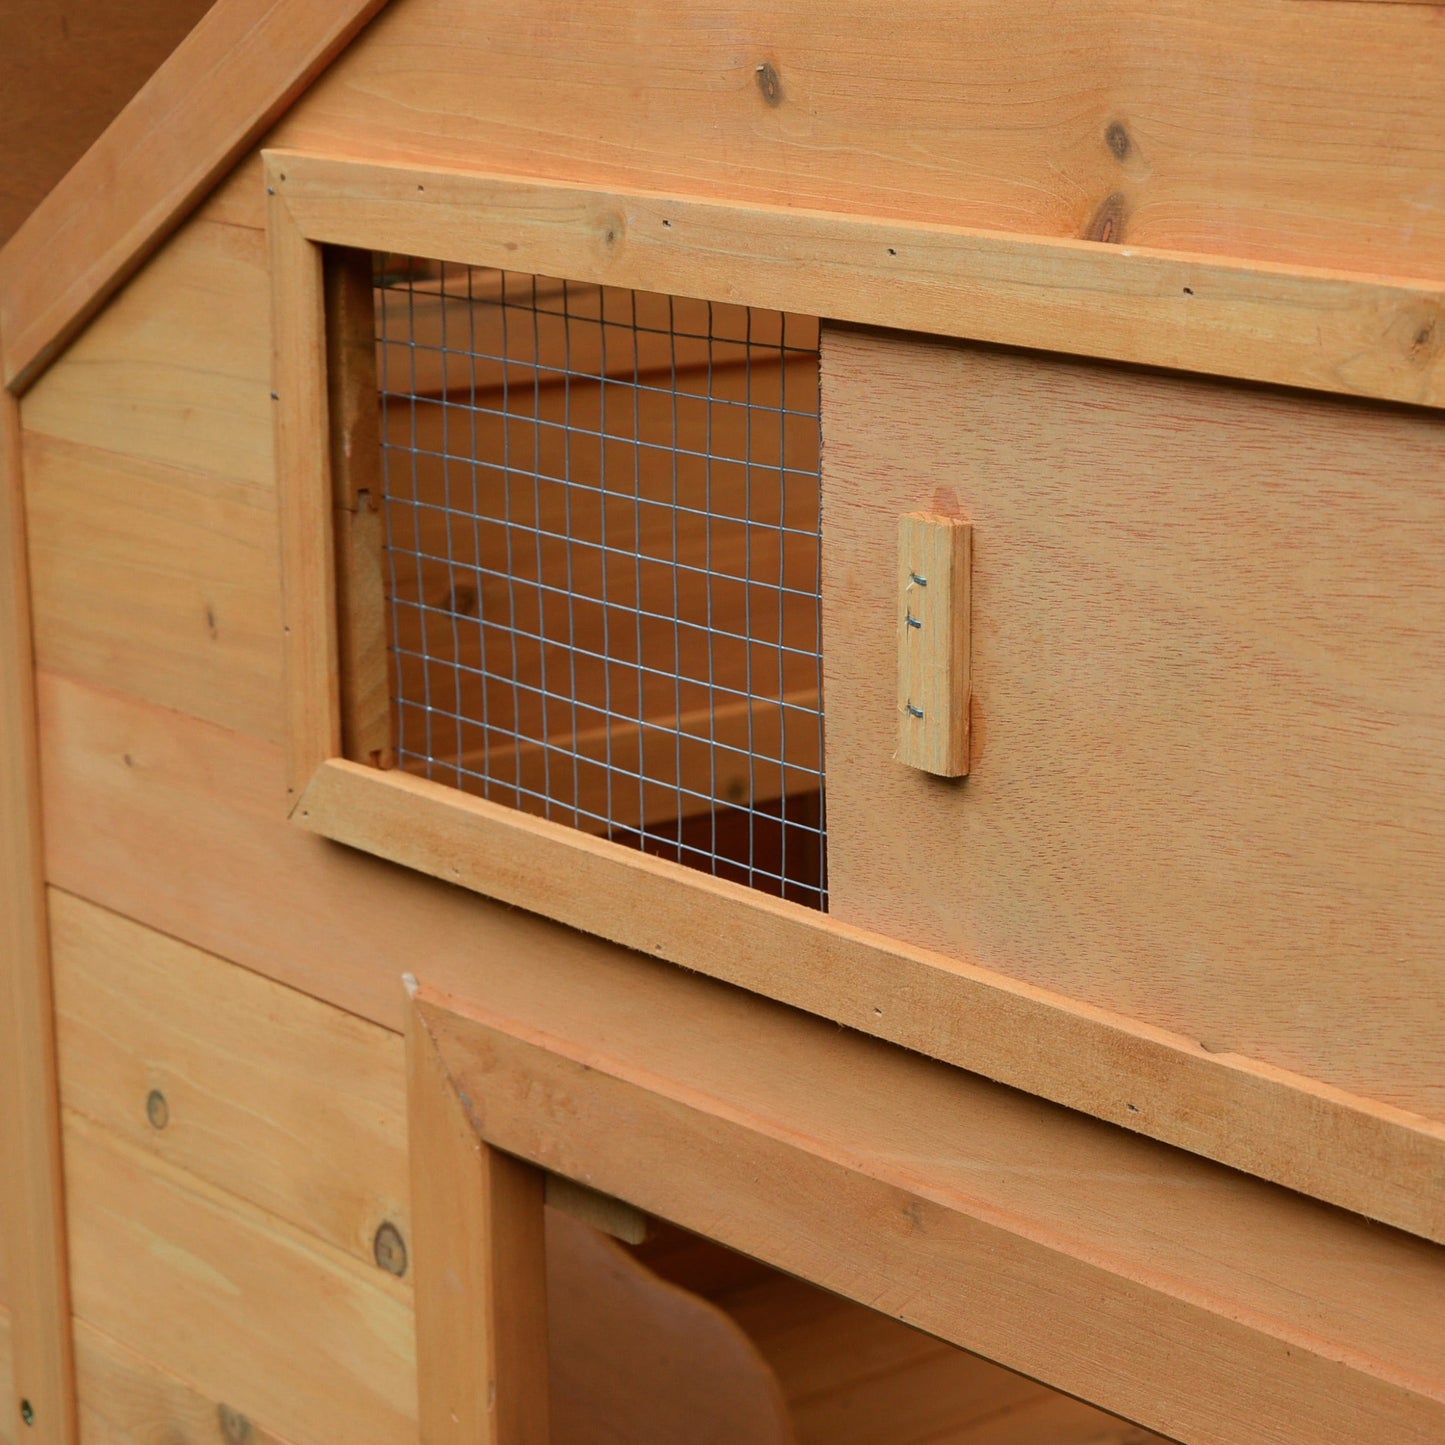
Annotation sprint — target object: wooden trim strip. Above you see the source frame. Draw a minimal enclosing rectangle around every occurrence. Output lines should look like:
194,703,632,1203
303,758,1445,1247
0,0,389,395
411,977,1445,1445
0,386,77,1439
268,150,1445,409
407,983,551,1444
269,188,342,809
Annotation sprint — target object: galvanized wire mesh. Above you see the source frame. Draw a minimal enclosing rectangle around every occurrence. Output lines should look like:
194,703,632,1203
374,258,827,908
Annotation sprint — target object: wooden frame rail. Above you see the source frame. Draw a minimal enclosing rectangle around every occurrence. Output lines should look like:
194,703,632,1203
406,966,1445,1445
268,148,1445,1248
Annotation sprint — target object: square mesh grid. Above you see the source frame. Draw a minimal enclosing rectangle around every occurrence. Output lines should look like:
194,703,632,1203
374,258,827,908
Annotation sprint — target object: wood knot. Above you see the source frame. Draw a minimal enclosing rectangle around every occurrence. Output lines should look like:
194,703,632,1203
1083,191,1129,245
1104,120,1131,162
755,61,783,106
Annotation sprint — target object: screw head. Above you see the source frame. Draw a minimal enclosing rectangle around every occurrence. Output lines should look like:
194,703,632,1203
20,1399,34,1426
373,1220,408,1277
146,1089,169,1130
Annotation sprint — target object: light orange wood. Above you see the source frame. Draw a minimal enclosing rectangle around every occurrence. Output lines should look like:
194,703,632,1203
545,1212,794,1445
326,247,393,766
0,1308,12,1445
0,387,76,1444
23,431,283,742
821,326,1445,1120
896,514,971,777
271,152,1445,409
409,991,550,1445
62,1108,416,1445
269,186,340,808
545,1178,650,1247
50,888,409,1274
73,1320,294,1445
18,216,272,484
0,0,387,393
720,1274,1167,1445
298,755,1445,1245
0,0,218,248
414,975,1445,1445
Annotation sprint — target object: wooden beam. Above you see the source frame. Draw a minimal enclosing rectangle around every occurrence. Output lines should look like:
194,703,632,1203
298,756,1445,1246
407,984,550,1445
0,383,76,1439
411,972,1445,1445
268,151,1445,410
0,0,389,395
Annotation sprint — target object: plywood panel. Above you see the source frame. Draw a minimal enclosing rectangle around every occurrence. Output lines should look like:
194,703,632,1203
63,1109,416,1445
24,433,283,741
821,327,1445,1119
74,1320,293,1445
20,216,272,486
51,890,409,1273
273,0,1445,279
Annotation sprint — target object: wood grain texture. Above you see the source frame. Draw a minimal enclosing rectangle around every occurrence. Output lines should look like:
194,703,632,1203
272,0,1445,282
0,388,76,1444
31,664,1445,1244
821,327,1445,1122
269,186,340,807
73,1320,294,1445
50,888,409,1273
298,755,1445,1244
272,153,1445,408
19,216,273,486
0,0,385,392
897,515,971,776
409,997,550,1445
63,1109,416,1445
23,432,282,741
0,1308,12,1445
416,976,1445,1445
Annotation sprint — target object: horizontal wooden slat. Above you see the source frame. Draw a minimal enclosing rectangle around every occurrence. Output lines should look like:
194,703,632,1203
300,755,1445,1246
273,0,1445,283
416,976,1445,1445
271,152,1445,408
19,216,273,485
62,1109,416,1445
34,668,1445,1245
50,889,409,1272
24,432,283,741
74,1321,294,1445
0,0,385,393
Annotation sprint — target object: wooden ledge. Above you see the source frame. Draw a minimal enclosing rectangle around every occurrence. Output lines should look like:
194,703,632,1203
408,965,1445,1445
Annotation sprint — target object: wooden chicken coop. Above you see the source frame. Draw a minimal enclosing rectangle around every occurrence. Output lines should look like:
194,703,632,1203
3,2,1445,1443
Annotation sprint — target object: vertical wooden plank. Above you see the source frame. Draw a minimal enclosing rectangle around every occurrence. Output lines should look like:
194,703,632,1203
268,175,341,808
0,385,77,1442
896,513,971,776
407,986,550,1445
325,247,393,768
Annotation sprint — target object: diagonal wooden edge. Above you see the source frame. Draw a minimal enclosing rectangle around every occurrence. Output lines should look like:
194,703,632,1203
0,0,389,397
408,973,1445,1445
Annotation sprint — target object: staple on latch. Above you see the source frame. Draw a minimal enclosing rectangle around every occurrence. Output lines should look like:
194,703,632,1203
906,611,922,629
905,702,925,719
910,572,928,587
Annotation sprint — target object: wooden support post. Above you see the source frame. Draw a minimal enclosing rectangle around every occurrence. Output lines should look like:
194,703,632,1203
0,385,78,1443
407,982,551,1445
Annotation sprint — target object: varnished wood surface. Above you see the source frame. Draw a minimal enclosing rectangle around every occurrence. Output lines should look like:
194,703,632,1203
416,975,1445,1445
822,326,1445,1123
0,384,76,1444
0,0,385,392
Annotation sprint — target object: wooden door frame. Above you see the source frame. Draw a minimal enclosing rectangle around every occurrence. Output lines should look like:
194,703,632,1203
403,964,1445,1445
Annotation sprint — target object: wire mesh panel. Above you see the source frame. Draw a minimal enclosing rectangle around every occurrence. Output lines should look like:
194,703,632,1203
374,258,827,908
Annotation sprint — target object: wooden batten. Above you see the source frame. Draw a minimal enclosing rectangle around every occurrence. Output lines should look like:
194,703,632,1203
0,384,76,1443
